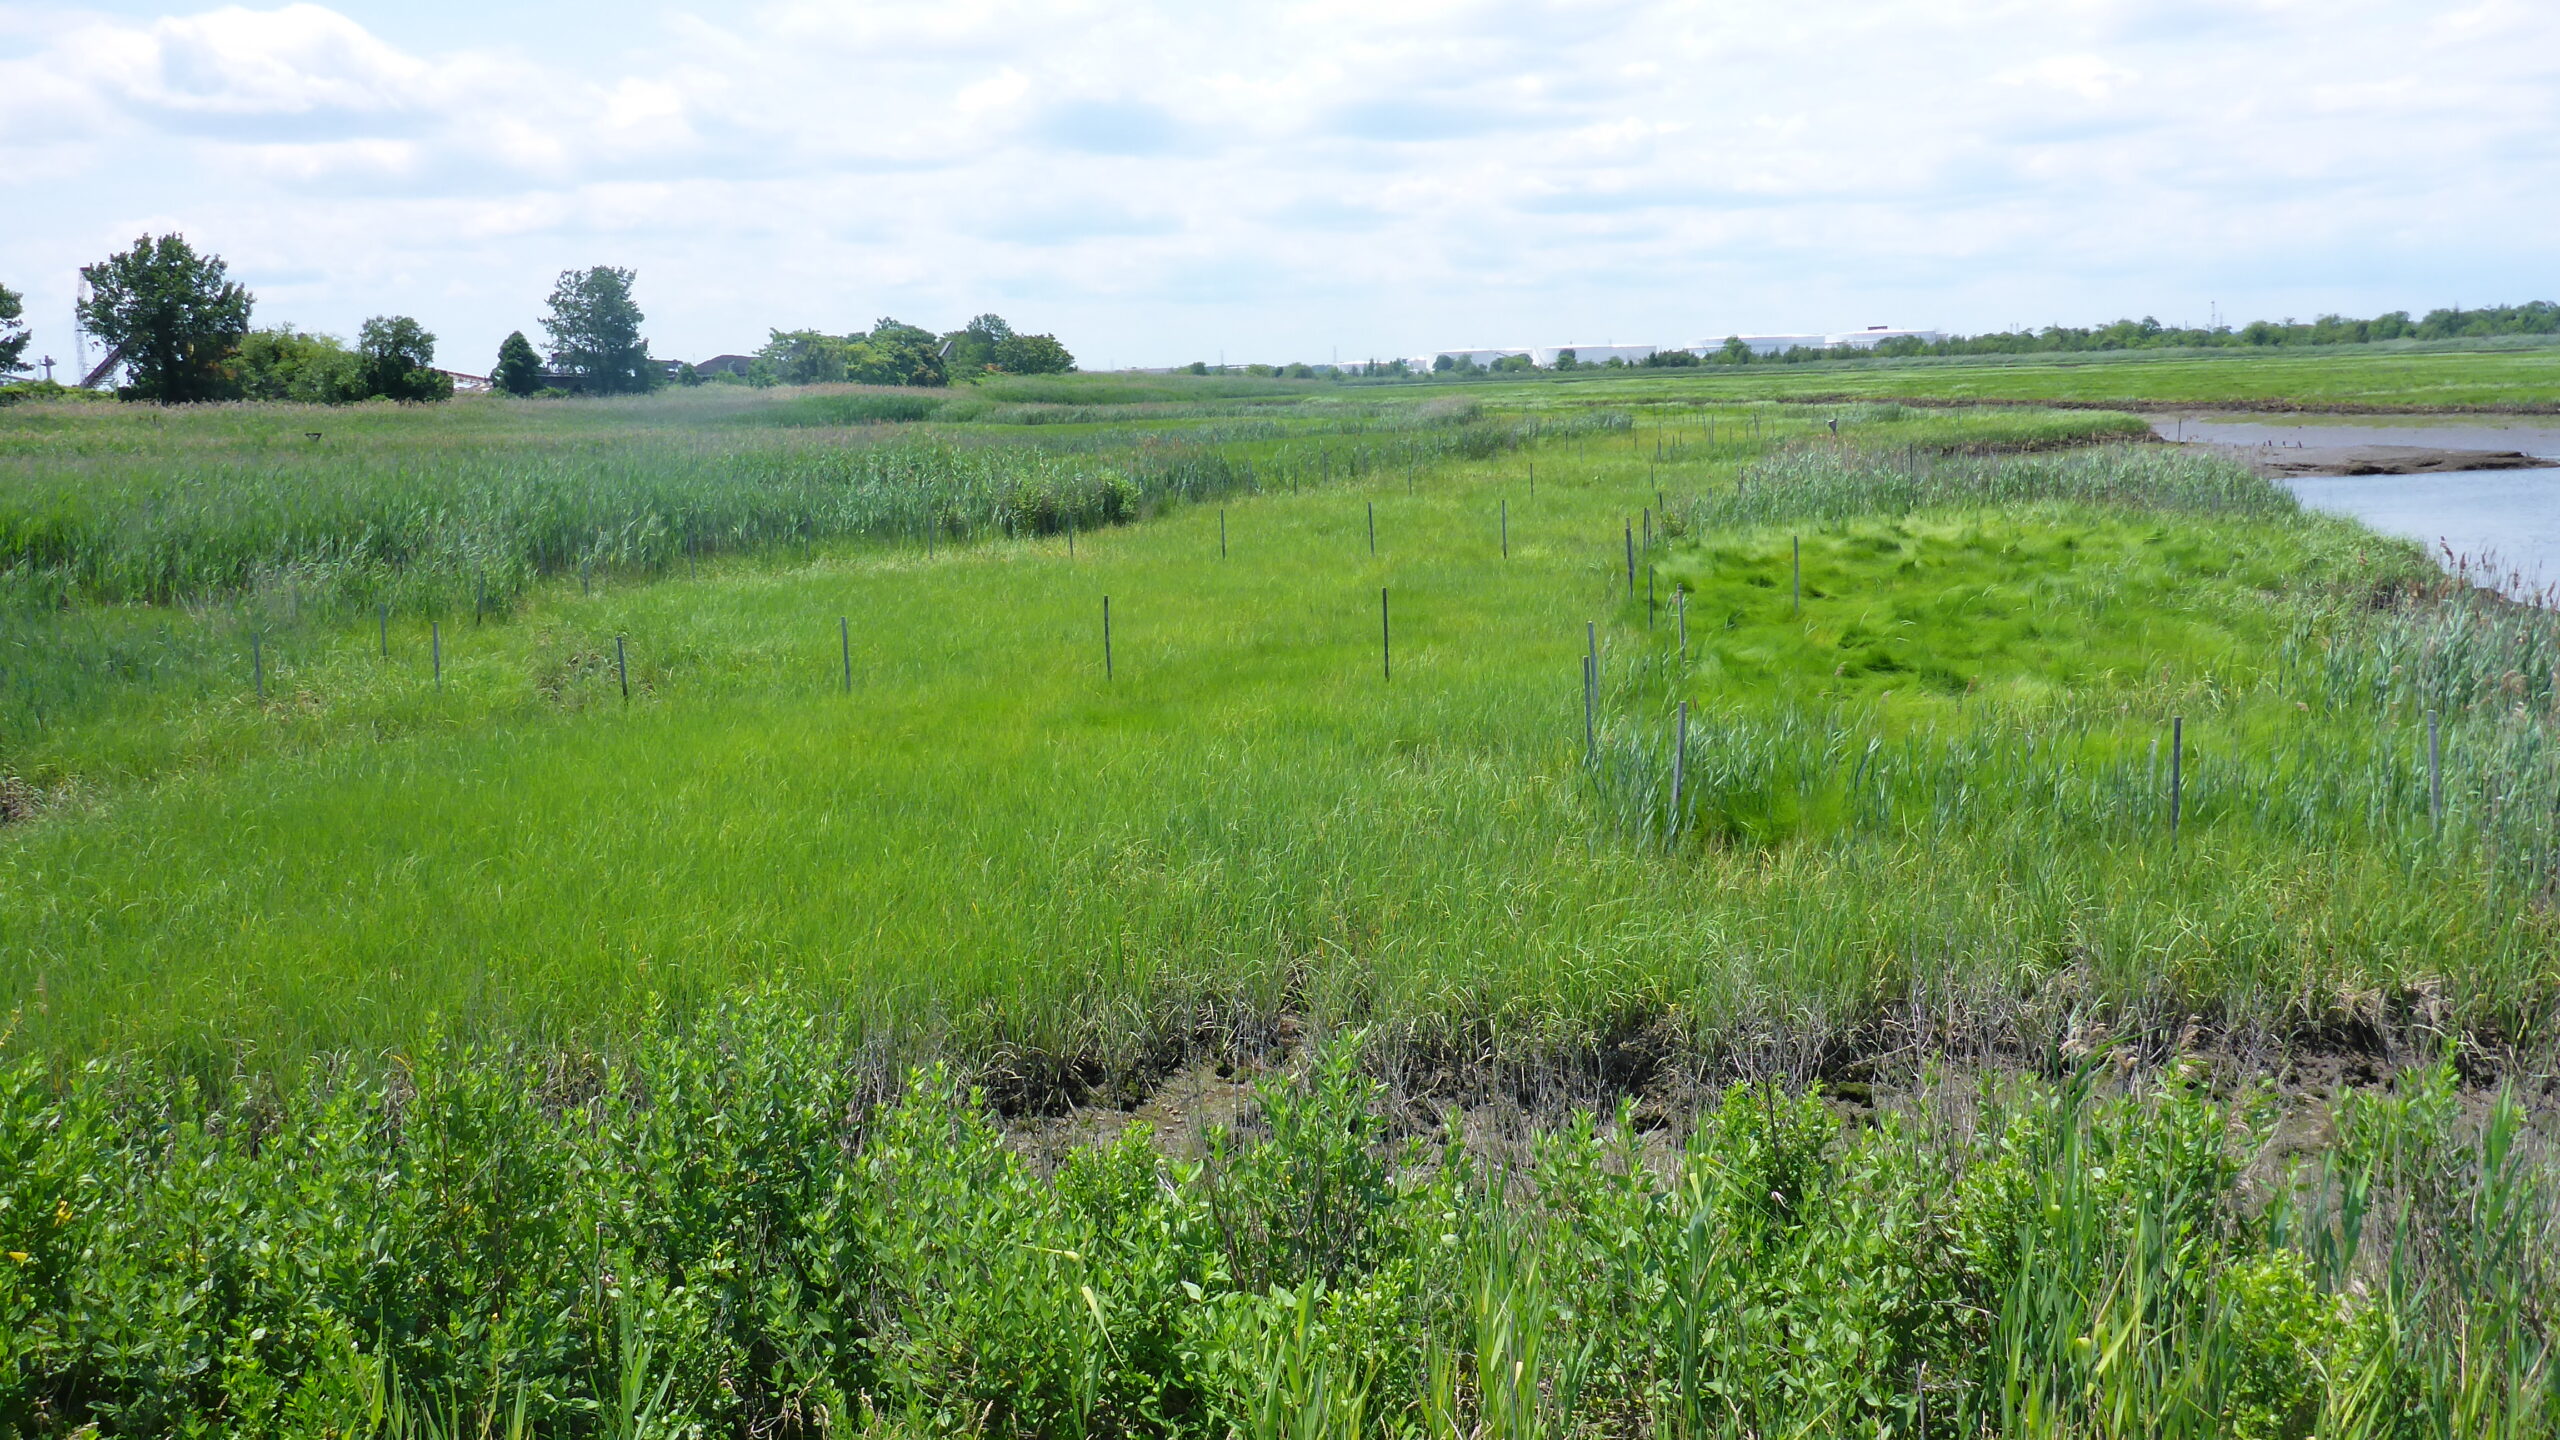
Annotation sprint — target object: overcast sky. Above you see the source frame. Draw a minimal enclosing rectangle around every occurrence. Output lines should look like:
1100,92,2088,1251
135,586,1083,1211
4,0,2555,373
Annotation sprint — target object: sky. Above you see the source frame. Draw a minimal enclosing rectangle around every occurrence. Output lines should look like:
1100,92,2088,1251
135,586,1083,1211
3,0,2556,374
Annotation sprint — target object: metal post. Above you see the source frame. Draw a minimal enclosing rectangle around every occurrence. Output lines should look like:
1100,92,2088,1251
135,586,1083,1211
1792,536,1802,616
616,634,629,700
1624,523,1636,600
1501,499,1508,558
2169,716,2184,839
1583,654,1596,765
1221,508,1228,558
2428,710,2443,830
840,616,852,694
378,603,389,659
1380,588,1391,682
1678,591,1688,661
1368,502,1376,555
252,634,264,700
1670,701,1689,841
432,622,442,689
1103,596,1114,680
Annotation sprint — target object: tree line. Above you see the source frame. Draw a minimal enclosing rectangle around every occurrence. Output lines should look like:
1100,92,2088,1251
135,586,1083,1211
1414,303,2560,377
0,234,1076,405
1700,304,2560,367
741,313,1075,388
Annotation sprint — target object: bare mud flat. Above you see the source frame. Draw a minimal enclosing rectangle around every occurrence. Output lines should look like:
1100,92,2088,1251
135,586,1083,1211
2204,442,2559,479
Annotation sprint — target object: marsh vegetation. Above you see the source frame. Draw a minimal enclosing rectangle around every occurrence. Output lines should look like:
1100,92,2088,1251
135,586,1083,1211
6,377,2560,1434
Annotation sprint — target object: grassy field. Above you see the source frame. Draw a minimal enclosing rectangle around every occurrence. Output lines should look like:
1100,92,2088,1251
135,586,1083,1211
8,391,2534,1074
10,379,2560,1434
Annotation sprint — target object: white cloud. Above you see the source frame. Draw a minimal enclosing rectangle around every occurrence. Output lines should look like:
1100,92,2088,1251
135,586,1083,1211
1998,54,2140,101
1,0,2556,369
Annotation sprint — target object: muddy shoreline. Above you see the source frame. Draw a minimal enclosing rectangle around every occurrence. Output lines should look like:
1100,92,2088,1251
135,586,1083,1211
2198,442,2560,479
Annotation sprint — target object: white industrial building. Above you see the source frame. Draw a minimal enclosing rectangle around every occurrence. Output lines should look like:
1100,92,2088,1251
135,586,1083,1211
1412,327,1945,371
1822,327,1947,350
1536,343,1661,366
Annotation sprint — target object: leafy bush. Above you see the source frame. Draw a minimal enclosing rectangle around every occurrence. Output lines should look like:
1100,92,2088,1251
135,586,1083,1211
7,1014,2556,1436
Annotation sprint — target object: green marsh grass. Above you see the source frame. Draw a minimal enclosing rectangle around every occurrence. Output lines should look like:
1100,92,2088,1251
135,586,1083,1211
4,399,2555,1077
15,389,2560,1433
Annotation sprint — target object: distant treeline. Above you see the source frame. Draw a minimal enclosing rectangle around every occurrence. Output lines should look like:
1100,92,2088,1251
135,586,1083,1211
1665,302,2560,369
1381,301,2560,380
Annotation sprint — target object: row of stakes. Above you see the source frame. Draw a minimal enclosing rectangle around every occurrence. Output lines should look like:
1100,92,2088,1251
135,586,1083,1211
240,494,1592,701
238,499,2464,847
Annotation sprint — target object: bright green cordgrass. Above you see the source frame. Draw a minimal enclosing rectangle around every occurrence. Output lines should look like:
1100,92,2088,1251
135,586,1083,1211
4,395,2554,1072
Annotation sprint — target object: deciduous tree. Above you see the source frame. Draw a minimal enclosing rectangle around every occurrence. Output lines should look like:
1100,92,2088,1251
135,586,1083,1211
76,234,253,402
856,318,948,387
0,282,28,376
941,313,1014,376
357,315,451,402
233,327,365,403
992,332,1075,375
541,266,656,395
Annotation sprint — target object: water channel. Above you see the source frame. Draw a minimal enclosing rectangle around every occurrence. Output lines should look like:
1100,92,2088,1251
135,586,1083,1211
2146,414,2560,597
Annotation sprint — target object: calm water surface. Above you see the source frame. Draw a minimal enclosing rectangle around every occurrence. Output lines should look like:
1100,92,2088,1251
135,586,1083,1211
2144,414,2560,597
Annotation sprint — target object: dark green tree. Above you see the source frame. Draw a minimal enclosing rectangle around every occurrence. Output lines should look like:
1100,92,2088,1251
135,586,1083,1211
846,318,947,387
758,328,855,385
0,282,28,376
357,315,451,402
493,330,543,396
992,332,1075,375
76,234,253,402
541,266,656,395
941,313,1014,376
